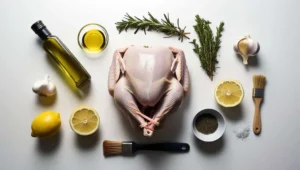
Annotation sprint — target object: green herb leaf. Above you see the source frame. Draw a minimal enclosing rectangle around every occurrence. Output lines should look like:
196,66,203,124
116,12,190,42
190,15,225,81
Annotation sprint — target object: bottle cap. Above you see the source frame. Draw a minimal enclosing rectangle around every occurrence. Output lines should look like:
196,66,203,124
31,20,51,40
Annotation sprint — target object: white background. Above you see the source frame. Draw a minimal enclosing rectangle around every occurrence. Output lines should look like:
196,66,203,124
1,0,300,169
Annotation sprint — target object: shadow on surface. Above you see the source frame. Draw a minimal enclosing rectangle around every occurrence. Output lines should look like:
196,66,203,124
75,130,100,150
193,135,225,154
36,130,62,155
247,55,260,67
235,53,260,70
139,150,183,168
35,93,57,106
218,104,244,122
35,38,43,48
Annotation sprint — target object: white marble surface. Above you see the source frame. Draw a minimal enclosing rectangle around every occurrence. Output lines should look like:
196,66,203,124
1,0,300,169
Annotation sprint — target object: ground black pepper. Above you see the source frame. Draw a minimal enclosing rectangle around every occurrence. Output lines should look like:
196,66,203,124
195,114,218,134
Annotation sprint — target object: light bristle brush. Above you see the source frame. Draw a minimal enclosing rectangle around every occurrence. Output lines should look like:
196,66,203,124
103,140,190,157
252,75,266,135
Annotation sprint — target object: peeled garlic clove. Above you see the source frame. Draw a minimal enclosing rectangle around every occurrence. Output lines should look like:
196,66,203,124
238,38,249,64
32,75,56,96
234,35,260,65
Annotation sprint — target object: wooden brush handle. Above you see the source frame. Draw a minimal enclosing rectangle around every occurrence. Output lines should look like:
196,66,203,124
137,143,190,153
253,98,263,135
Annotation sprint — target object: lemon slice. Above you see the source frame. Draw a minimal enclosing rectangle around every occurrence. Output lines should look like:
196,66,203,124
215,80,244,107
69,106,99,136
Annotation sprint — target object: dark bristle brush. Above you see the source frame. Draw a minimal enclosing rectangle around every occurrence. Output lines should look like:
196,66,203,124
103,140,190,156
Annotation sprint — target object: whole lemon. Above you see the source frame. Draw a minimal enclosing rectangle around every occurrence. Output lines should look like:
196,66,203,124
31,111,61,138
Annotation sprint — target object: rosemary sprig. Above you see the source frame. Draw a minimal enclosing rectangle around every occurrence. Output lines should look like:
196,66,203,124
116,12,190,42
190,15,224,81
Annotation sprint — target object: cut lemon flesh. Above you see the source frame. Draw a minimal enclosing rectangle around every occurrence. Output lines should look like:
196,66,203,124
215,80,244,107
69,106,99,136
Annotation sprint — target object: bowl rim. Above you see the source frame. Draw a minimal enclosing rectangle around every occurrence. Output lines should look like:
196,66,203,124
192,108,226,142
77,23,109,54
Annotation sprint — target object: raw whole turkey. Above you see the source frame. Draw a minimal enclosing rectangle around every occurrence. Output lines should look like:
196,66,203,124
108,46,190,137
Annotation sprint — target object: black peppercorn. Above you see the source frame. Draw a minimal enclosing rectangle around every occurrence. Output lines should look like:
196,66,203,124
195,114,218,134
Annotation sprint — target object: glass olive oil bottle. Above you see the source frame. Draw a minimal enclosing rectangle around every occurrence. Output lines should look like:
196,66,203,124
31,20,91,88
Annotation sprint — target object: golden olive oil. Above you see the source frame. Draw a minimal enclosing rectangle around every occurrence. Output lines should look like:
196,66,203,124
82,29,106,52
31,20,91,88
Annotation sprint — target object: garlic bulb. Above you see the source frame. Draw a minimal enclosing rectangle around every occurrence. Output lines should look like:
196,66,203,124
234,35,260,65
32,75,56,96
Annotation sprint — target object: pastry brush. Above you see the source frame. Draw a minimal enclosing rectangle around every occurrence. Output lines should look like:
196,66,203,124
103,140,190,156
252,75,266,135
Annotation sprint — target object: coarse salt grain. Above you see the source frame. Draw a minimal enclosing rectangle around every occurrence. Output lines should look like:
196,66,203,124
233,125,250,140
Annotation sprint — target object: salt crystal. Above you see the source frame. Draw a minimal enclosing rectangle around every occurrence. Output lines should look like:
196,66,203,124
233,125,250,140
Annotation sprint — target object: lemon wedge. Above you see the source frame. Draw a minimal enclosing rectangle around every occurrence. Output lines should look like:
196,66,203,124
69,106,99,136
215,80,244,107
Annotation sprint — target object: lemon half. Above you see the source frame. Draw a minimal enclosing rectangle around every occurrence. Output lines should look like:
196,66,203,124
69,106,99,136
215,80,244,107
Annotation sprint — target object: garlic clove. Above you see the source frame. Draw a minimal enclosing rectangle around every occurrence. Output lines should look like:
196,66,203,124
32,81,43,93
238,38,249,56
47,83,56,95
254,43,260,55
234,35,260,65
238,38,249,64
233,44,239,53
248,39,260,56
32,75,56,96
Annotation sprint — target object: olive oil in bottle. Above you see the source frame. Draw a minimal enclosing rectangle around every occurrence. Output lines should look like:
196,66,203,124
82,29,106,52
31,20,91,88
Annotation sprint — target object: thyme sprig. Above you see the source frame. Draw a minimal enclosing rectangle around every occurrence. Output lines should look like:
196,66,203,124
190,15,224,81
116,12,190,42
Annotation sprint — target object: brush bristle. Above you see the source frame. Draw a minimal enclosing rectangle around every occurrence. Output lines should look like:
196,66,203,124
103,140,122,156
253,75,266,88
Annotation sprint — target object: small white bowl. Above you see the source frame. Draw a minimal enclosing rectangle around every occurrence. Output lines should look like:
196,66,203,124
192,109,226,142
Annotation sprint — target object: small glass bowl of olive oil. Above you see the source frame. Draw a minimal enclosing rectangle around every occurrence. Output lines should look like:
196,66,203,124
78,23,109,55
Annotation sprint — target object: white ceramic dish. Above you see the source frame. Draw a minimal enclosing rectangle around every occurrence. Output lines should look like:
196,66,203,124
192,109,226,142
